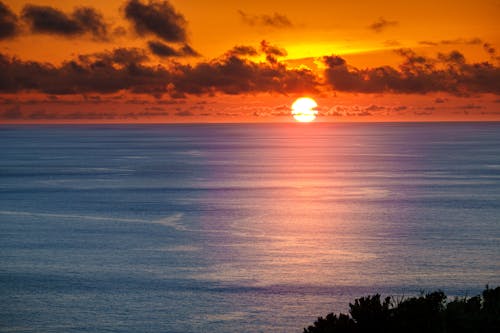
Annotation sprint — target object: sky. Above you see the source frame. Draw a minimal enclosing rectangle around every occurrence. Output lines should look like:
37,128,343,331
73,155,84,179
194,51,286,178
0,0,499,123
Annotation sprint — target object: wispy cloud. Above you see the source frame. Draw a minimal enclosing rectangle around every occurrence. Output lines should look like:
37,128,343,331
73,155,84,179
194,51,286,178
419,37,483,46
148,40,199,58
368,17,398,33
238,10,293,28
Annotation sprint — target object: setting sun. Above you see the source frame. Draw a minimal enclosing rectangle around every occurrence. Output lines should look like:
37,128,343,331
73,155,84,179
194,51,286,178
291,97,318,122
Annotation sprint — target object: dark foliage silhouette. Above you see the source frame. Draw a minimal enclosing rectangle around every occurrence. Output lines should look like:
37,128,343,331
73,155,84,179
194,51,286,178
304,286,500,333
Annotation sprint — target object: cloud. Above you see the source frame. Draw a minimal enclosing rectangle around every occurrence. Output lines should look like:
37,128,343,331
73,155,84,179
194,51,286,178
147,40,176,56
323,49,500,95
260,40,287,57
0,48,169,95
383,40,401,47
148,40,199,57
419,38,483,46
459,103,483,110
124,0,187,43
175,110,194,117
418,41,438,46
78,47,150,65
414,111,433,116
2,42,499,100
238,10,293,28
23,109,169,120
441,38,482,45
393,105,408,111
169,52,318,96
225,45,259,57
145,106,165,111
0,41,318,97
260,40,287,63
365,105,385,111
21,4,108,39
1,104,22,118
483,43,498,61
178,44,199,57
368,17,398,33
0,1,19,39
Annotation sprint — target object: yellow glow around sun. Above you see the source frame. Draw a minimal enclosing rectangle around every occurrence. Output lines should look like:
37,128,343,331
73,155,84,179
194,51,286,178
291,97,318,122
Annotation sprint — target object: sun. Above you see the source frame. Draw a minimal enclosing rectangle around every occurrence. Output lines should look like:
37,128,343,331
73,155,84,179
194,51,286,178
291,97,318,122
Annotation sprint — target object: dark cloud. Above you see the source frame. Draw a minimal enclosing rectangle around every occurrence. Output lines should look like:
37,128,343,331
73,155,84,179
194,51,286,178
124,0,187,42
226,45,259,57
260,40,287,63
148,40,177,57
2,42,498,100
179,44,200,57
148,41,199,58
483,43,497,59
72,7,108,39
260,40,287,57
483,43,495,55
434,97,447,103
78,47,150,65
21,5,108,39
169,52,318,96
0,49,169,95
225,41,284,62
368,17,398,33
0,1,19,39
238,10,293,28
0,41,318,97
323,49,500,95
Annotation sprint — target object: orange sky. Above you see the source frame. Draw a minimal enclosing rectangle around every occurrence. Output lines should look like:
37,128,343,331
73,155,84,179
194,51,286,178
1,0,499,123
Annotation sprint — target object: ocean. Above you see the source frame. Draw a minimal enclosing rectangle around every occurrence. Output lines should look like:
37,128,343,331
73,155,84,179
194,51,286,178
1,123,499,332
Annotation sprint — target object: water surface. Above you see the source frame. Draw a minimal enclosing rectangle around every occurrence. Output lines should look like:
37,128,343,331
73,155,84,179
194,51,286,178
1,123,499,332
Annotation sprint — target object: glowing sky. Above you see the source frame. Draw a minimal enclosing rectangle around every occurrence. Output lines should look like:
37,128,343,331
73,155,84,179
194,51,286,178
1,0,499,122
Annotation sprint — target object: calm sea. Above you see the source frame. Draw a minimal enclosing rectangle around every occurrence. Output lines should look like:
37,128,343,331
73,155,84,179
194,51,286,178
1,123,499,332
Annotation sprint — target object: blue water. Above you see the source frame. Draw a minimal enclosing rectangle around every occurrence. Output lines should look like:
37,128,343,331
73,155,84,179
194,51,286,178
1,123,499,332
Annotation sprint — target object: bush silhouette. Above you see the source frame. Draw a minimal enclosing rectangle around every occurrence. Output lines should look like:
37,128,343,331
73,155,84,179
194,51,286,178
304,286,500,333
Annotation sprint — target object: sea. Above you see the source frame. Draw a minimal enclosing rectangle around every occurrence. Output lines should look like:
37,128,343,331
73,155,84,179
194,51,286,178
1,123,499,332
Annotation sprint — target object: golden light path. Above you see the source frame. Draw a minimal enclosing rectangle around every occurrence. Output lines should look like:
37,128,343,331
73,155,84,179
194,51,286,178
291,97,318,122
